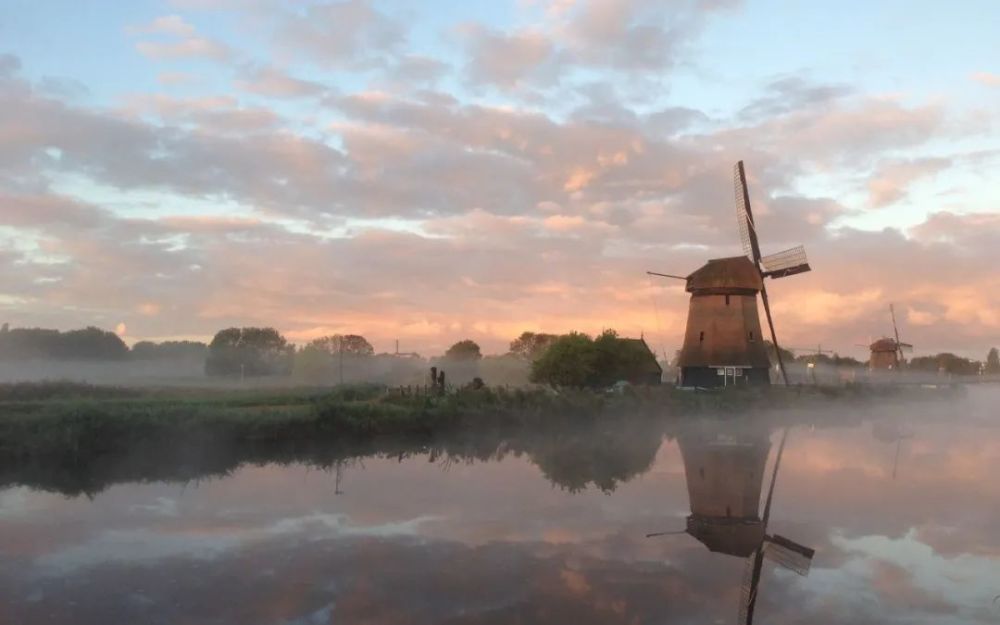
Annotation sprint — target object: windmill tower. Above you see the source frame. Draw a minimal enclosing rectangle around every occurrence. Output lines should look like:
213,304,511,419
868,304,913,370
649,161,811,387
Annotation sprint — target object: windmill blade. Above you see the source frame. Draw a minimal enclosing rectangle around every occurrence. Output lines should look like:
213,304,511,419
646,271,688,281
759,281,790,385
899,343,914,352
761,245,811,279
734,161,790,385
889,304,906,361
734,161,762,263
763,534,814,576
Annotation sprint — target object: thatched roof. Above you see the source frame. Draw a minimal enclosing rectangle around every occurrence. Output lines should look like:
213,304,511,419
687,256,763,294
870,338,899,352
618,337,662,375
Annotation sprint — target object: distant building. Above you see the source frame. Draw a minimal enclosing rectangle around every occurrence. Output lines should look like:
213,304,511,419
677,256,771,388
618,337,663,385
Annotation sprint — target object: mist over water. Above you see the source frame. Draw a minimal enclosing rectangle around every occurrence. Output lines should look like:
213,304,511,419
2,386,997,624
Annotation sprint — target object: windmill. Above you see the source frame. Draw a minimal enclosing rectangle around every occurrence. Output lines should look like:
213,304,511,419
647,422,814,624
648,161,811,387
867,304,913,370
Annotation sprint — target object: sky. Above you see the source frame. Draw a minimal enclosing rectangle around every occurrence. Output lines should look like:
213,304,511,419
0,0,998,359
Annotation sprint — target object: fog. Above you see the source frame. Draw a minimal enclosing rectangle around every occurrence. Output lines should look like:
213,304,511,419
0,354,533,389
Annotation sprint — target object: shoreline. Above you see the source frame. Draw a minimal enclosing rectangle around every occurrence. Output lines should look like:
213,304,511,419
1,381,962,496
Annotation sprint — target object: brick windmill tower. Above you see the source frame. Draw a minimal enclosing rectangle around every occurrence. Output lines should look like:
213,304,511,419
650,162,811,387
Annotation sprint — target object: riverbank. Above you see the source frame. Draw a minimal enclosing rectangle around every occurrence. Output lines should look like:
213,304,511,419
0,380,961,495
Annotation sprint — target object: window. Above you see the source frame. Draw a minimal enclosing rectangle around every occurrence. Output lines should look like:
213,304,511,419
699,331,705,343
725,294,730,306
748,331,755,342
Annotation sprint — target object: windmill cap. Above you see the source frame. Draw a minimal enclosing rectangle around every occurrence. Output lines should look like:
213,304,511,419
870,338,900,351
686,256,763,294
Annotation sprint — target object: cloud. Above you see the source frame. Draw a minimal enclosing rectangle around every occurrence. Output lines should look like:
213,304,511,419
739,76,853,119
136,38,231,61
121,94,283,133
384,54,450,87
275,0,405,69
867,157,951,207
130,15,232,61
156,71,199,87
464,26,556,88
235,66,327,99
969,71,1000,87
131,14,198,38
460,0,741,91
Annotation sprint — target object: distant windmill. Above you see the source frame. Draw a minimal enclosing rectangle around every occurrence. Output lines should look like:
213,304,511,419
648,161,811,386
868,304,914,370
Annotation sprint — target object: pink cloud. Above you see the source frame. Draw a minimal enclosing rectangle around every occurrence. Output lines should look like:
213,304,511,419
970,71,1000,87
867,157,951,207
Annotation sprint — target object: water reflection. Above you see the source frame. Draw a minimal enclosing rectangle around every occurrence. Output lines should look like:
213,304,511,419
677,419,772,557
654,420,814,624
0,414,670,497
1,389,999,624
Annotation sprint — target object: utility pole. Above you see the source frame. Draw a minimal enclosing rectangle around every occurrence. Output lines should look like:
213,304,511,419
338,335,344,386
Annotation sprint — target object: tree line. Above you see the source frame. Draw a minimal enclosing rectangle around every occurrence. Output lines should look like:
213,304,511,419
0,324,207,361
3,323,997,380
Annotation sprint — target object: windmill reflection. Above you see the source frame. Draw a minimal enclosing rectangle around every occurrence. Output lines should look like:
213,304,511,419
654,420,814,624
679,420,771,558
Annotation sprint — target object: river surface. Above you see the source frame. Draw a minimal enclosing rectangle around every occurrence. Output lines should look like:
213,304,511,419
2,388,999,624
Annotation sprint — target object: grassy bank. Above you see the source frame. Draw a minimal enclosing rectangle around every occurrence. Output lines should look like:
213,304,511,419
0,380,959,495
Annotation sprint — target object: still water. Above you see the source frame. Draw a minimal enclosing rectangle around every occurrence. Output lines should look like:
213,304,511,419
2,389,999,624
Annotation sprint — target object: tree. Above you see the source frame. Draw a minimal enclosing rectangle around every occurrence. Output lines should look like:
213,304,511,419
131,340,207,360
508,332,559,360
530,333,598,387
307,334,374,356
59,327,130,360
0,325,128,360
444,339,482,361
909,353,980,376
763,340,795,367
831,354,865,368
592,330,659,387
205,327,293,377
987,347,1000,374
292,343,334,382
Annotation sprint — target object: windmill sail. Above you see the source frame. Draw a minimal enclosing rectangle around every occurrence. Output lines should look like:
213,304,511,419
734,161,788,386
734,162,761,262
760,246,810,278
889,304,912,363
